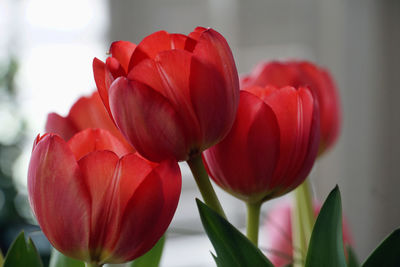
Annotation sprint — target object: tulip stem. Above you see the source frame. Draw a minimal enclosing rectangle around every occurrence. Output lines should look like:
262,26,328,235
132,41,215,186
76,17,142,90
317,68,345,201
85,263,102,267
187,154,226,219
246,201,261,246
292,178,315,267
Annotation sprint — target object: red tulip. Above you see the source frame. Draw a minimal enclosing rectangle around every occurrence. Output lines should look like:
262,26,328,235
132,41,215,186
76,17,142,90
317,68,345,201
93,27,240,162
241,61,340,153
203,86,320,203
45,91,133,152
28,128,181,264
263,200,353,267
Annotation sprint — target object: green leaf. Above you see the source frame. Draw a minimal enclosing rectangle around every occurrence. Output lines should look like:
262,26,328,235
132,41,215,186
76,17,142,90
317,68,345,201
362,229,400,267
129,235,165,267
0,249,4,266
305,186,346,267
346,245,360,267
196,199,274,267
49,249,85,267
3,231,43,267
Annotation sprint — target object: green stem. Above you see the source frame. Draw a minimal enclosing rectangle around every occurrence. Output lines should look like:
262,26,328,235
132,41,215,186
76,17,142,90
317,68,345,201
246,201,262,246
85,263,102,267
187,154,226,218
292,178,315,267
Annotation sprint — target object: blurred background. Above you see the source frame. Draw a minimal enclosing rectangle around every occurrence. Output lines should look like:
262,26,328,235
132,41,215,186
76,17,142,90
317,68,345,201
1,0,399,266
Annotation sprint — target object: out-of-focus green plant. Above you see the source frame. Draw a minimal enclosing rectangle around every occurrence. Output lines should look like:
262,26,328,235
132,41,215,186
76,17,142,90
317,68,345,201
0,56,28,254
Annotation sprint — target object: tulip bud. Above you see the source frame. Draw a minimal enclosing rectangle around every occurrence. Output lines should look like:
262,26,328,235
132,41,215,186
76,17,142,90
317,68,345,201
241,61,340,154
93,27,240,162
203,86,320,203
28,128,181,264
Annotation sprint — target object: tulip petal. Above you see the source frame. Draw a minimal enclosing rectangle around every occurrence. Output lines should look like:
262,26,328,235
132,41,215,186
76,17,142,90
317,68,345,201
99,154,157,255
128,31,196,70
78,152,167,263
106,57,126,78
240,61,299,89
193,28,239,111
67,92,134,151
68,128,131,161
77,150,119,258
109,77,188,162
128,31,172,68
45,113,77,141
109,41,136,72
204,91,280,202
189,56,233,149
28,134,90,260
68,92,115,132
263,86,318,191
292,87,320,184
106,167,165,262
132,159,181,257
320,70,340,149
298,62,340,151
93,58,115,117
188,26,207,41
170,33,197,51
102,157,180,262
129,51,200,139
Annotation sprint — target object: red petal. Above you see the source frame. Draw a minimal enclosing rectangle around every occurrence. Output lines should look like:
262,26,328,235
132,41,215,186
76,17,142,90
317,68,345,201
190,56,234,149
28,134,90,260
130,50,202,145
170,33,196,51
45,113,77,141
77,150,119,256
68,92,134,152
109,77,188,161
128,31,172,69
291,87,320,183
297,62,340,151
106,165,164,262
93,58,115,117
68,128,131,161
132,159,181,257
192,28,239,110
188,26,207,41
106,57,126,78
319,69,341,150
240,61,299,89
128,31,196,70
203,91,280,202
102,157,180,262
109,41,136,72
263,86,318,191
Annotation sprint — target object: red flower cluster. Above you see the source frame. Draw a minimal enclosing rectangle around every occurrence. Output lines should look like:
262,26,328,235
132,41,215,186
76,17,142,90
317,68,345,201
27,26,342,265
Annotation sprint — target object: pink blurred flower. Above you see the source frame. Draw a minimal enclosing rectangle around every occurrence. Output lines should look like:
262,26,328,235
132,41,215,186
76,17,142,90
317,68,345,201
263,200,353,266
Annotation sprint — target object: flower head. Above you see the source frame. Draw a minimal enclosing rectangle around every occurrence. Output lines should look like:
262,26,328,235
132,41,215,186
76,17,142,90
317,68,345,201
203,86,320,203
28,128,181,264
93,27,239,162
